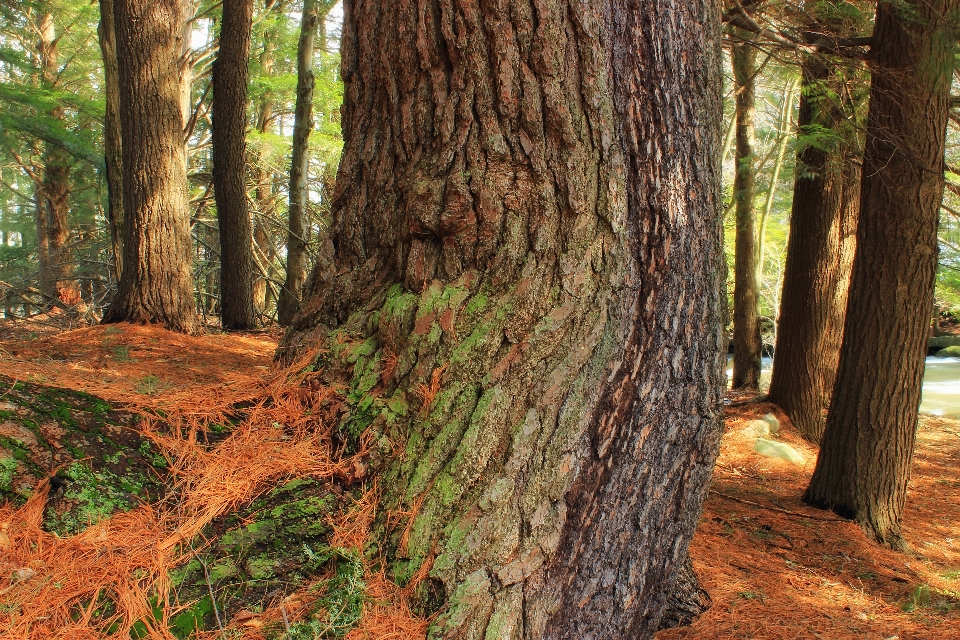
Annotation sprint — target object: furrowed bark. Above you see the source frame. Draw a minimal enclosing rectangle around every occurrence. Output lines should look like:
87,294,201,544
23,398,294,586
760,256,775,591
769,56,863,444
731,35,762,390
281,0,726,637
213,0,257,330
804,0,956,548
103,0,198,333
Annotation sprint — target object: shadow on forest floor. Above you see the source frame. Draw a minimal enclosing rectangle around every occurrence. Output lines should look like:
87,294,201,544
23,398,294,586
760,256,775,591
657,400,960,640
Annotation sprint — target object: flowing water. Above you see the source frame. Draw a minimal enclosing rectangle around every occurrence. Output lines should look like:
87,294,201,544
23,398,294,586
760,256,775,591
727,356,960,417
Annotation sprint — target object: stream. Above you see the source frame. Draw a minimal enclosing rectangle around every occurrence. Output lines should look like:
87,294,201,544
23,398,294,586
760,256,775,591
727,356,960,418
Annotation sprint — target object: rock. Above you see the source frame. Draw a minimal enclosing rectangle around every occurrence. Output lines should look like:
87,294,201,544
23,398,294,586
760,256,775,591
753,438,805,465
935,345,960,357
929,336,960,349
762,413,780,434
740,420,770,438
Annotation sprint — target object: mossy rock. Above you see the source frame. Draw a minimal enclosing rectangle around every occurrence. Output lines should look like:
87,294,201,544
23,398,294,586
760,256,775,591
935,345,960,357
0,376,167,534
171,477,352,633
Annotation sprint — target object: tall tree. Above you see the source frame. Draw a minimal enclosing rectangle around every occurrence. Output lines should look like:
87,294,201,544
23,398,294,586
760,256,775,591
804,0,957,548
98,0,124,282
280,0,726,635
731,35,763,389
213,0,256,330
769,57,864,443
276,0,319,326
102,0,197,333
38,11,79,305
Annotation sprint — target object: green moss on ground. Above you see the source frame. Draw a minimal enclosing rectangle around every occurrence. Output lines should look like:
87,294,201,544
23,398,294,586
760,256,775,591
0,376,166,531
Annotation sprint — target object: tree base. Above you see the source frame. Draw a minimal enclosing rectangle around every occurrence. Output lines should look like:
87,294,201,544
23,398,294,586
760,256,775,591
655,554,712,631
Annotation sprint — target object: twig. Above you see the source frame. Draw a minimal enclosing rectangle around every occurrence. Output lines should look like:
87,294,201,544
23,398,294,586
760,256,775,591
191,544,224,631
280,605,290,633
709,489,846,522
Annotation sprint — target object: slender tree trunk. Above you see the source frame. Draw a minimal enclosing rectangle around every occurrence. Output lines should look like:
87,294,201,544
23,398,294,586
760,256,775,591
804,0,956,548
757,76,799,286
280,0,726,636
99,0,124,282
213,0,256,330
38,13,79,306
250,0,285,316
731,38,762,389
34,186,52,299
102,0,198,333
276,0,319,326
768,57,864,443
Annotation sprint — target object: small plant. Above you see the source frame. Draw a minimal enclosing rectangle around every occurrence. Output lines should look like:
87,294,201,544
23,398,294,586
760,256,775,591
135,375,169,395
111,345,132,362
0,456,17,492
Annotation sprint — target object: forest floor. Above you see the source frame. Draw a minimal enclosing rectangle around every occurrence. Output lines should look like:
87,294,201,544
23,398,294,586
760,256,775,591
0,317,957,639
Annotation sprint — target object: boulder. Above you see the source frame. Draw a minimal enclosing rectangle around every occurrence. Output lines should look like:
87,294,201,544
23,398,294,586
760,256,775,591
753,438,805,465
740,420,771,438
762,413,781,434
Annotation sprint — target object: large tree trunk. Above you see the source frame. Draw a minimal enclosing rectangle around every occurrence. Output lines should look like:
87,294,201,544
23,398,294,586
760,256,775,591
213,0,257,330
276,0,320,327
768,57,863,443
280,0,726,636
39,13,79,306
102,0,198,333
98,0,124,283
803,0,955,548
731,37,762,390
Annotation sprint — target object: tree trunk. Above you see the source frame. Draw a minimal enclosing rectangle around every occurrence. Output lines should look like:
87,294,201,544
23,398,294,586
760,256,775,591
99,0,125,283
213,0,257,330
276,0,319,327
731,37,762,389
102,0,198,333
39,13,79,306
803,0,955,548
280,0,726,636
34,185,52,299
768,57,863,443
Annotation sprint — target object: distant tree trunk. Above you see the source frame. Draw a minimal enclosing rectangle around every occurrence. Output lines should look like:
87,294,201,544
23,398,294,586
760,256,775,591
804,0,955,548
34,186,53,299
250,0,284,316
38,13,79,306
280,0,726,635
769,57,863,443
731,37,762,389
98,0,124,283
213,0,256,330
276,0,319,327
102,0,198,333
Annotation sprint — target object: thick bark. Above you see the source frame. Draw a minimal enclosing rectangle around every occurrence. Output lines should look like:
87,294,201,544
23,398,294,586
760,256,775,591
281,0,726,637
731,38,762,389
102,0,198,333
99,0,124,282
213,0,257,330
803,0,955,548
769,57,863,443
276,0,319,326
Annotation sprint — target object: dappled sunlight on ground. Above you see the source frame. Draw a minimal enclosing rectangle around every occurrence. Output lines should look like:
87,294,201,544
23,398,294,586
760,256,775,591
657,403,960,639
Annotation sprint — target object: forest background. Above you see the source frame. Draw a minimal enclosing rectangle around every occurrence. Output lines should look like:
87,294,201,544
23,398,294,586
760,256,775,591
3,0,957,330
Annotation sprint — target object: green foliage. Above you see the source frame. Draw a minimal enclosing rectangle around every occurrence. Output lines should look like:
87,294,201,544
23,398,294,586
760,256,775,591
0,455,16,492
285,548,366,639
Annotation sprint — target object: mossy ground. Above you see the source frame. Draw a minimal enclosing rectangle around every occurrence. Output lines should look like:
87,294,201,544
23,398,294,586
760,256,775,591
0,375,166,535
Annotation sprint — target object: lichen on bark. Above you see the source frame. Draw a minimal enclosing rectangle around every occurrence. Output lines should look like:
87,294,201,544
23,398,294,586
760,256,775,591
280,0,727,637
